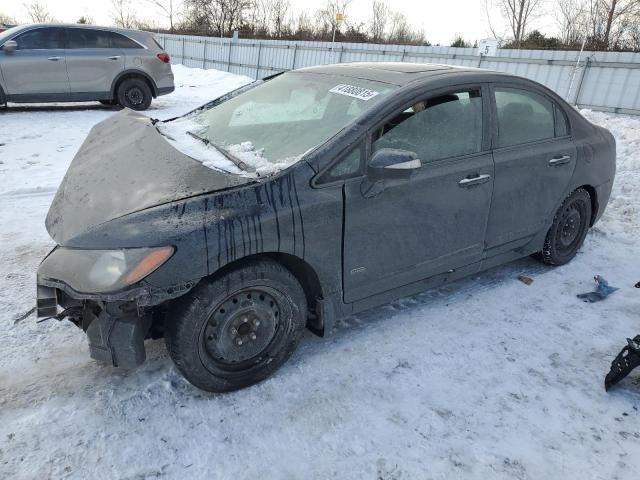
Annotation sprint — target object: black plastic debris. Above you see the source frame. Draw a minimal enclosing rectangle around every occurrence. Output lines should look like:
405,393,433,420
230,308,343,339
605,336,640,391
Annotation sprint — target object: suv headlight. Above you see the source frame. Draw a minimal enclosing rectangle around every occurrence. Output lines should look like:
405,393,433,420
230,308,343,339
38,246,174,293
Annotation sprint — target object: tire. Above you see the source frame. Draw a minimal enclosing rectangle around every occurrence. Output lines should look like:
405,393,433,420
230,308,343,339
99,99,117,106
165,260,307,392
538,188,592,266
116,77,152,111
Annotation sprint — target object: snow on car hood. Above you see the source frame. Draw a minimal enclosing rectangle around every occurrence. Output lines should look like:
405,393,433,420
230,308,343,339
46,109,254,244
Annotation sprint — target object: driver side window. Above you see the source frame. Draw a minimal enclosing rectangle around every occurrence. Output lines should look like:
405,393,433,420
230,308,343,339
372,89,483,164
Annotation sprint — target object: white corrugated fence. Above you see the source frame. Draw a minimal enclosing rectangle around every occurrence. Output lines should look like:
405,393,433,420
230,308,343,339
156,33,640,115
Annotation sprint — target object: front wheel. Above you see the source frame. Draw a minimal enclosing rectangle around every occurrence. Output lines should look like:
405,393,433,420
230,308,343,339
165,260,307,392
538,188,592,266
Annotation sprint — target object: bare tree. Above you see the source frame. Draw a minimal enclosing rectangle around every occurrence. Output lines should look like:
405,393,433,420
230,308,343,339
555,0,588,45
495,0,545,47
369,0,389,43
587,0,640,48
24,2,53,23
183,0,251,37
146,0,180,32
112,0,137,28
388,11,423,43
263,0,289,37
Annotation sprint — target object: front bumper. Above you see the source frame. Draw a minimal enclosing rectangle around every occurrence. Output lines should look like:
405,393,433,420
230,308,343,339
36,277,158,368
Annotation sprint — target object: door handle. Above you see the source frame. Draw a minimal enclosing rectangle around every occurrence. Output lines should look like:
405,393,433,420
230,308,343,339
107,55,121,60
47,56,61,61
549,155,571,166
459,174,491,188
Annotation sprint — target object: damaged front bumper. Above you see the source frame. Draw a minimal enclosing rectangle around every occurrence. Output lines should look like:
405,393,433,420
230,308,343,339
36,272,196,369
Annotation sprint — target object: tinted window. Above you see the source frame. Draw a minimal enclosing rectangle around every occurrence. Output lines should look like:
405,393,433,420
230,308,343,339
110,33,142,48
15,28,64,50
495,88,555,147
373,90,483,164
66,28,125,48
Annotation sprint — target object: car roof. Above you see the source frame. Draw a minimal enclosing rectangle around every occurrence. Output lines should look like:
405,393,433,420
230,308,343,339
297,62,504,86
13,23,153,38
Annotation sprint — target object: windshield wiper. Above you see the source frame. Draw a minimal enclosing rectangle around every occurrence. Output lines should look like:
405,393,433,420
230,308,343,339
186,130,254,173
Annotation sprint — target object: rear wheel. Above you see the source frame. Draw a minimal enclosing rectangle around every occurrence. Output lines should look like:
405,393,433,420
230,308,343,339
538,188,592,266
165,260,307,392
116,77,152,111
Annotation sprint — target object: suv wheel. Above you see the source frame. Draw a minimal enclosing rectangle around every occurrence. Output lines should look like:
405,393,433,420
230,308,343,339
116,78,152,111
165,260,307,392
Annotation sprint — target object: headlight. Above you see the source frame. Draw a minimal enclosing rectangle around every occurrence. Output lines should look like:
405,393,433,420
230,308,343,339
38,246,174,293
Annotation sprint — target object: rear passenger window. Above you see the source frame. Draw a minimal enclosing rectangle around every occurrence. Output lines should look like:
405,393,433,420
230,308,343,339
67,29,110,48
494,88,556,147
373,90,483,164
15,28,64,50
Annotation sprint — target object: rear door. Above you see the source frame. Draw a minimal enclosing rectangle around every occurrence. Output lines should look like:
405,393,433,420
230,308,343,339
64,28,126,97
342,86,494,302
1,27,69,97
485,84,577,252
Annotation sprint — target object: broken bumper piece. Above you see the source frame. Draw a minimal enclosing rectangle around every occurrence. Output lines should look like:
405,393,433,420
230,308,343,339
86,310,151,368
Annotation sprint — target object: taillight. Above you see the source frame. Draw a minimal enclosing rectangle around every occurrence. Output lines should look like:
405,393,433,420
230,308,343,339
157,52,170,63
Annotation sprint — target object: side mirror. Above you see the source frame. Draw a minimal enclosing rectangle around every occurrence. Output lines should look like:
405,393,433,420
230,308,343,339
2,40,17,53
367,148,421,182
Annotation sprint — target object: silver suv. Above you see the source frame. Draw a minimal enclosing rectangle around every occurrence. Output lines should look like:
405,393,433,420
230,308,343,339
0,24,174,110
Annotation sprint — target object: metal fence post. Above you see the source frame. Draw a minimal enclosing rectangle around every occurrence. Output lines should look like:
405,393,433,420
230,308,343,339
291,43,298,70
181,36,185,63
202,39,207,69
573,56,591,106
338,46,344,63
255,42,262,79
400,48,406,62
227,39,233,72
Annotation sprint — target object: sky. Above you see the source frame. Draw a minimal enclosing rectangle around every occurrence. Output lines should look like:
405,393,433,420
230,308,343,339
2,0,557,45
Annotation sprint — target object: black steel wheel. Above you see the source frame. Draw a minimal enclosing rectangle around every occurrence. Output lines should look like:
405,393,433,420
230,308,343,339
116,77,152,111
538,188,592,266
165,260,306,392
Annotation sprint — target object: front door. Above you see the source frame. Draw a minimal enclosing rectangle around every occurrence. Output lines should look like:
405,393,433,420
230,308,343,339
343,87,494,303
1,27,69,97
64,28,125,96
485,85,577,251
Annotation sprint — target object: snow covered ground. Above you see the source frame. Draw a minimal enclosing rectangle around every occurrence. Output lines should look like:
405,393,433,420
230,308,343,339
1,65,640,479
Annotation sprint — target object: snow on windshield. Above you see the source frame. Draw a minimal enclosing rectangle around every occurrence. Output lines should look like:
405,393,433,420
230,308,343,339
157,116,298,177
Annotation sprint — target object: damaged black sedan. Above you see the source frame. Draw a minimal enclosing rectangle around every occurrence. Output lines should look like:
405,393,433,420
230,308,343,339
37,62,616,392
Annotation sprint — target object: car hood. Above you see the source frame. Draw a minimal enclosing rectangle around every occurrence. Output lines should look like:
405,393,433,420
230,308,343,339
46,109,254,244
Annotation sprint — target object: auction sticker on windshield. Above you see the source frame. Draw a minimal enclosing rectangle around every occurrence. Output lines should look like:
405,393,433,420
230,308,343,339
330,84,380,101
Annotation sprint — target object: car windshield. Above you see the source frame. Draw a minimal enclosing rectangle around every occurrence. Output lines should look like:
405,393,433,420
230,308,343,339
158,72,397,176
